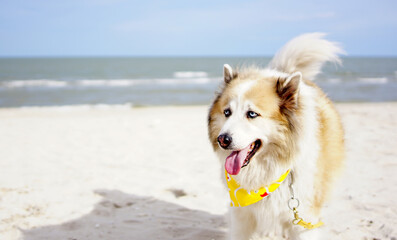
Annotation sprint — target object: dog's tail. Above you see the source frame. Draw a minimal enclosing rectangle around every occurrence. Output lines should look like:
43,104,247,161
268,33,344,80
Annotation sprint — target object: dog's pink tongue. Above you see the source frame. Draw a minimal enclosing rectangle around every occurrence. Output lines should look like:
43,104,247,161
225,145,251,175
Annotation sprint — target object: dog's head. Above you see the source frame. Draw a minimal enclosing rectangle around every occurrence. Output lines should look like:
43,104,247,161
208,64,302,176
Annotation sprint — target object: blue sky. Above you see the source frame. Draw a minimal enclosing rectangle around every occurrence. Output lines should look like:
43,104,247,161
0,0,396,57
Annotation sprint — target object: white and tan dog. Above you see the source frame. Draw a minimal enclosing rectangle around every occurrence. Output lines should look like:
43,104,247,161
208,33,345,240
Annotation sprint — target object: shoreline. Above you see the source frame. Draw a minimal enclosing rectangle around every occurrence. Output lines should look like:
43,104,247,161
0,101,396,110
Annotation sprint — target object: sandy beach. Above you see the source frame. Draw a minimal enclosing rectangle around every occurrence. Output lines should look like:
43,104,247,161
0,103,396,240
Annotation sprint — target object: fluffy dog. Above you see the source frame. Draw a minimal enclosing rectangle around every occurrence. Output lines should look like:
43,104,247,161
207,33,344,240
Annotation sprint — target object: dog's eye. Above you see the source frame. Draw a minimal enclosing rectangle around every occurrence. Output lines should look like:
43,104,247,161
224,108,232,117
247,111,259,119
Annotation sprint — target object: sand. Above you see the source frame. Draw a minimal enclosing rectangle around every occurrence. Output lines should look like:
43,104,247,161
0,103,396,240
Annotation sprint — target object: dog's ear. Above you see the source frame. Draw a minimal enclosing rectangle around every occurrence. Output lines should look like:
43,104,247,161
223,64,238,83
276,72,302,112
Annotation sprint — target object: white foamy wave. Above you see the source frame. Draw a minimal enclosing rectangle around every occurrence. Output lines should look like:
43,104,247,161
77,78,215,86
173,71,208,78
358,78,388,84
0,77,220,89
77,79,145,87
18,103,135,111
155,77,215,85
327,78,342,84
2,80,68,88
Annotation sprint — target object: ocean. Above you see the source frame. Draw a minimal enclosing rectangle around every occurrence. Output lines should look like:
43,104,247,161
0,57,396,108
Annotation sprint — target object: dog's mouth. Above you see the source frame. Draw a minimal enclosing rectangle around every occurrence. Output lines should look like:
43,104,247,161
225,140,262,175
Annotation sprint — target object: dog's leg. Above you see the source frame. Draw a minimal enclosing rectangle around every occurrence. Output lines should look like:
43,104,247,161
229,208,256,240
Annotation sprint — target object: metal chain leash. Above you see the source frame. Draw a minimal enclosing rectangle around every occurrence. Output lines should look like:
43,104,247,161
287,171,324,229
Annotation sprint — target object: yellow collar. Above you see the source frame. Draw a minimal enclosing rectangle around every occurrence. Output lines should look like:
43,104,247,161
225,169,291,207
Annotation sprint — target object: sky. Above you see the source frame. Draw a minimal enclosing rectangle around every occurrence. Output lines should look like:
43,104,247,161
0,0,396,57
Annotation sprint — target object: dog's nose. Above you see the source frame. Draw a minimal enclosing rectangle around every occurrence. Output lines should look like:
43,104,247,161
218,134,232,149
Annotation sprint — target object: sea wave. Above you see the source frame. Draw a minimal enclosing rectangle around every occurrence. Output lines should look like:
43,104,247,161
323,77,391,84
173,71,208,78
327,78,342,84
77,79,146,87
357,78,388,84
2,80,68,88
18,103,135,111
0,77,221,89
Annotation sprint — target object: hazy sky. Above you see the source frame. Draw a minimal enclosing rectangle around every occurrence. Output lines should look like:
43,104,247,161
1,0,396,56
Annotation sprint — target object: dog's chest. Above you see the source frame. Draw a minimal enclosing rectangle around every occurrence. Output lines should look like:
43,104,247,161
247,185,292,233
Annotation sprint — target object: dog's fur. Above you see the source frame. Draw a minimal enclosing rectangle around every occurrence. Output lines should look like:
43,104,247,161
207,33,345,240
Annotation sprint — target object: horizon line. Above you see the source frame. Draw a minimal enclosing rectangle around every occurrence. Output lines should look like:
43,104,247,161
1,54,396,59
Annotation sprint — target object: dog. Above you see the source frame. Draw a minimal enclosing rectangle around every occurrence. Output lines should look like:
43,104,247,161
207,33,345,240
